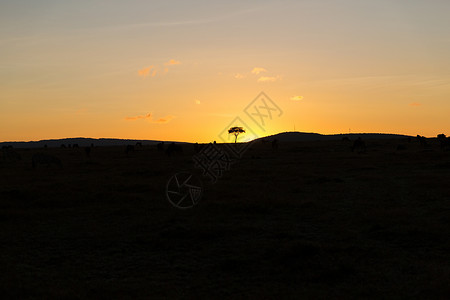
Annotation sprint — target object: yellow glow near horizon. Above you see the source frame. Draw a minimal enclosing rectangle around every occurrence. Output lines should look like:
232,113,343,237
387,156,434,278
1,1,450,142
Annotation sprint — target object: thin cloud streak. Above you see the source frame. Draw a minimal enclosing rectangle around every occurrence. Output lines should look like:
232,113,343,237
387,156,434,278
258,75,280,82
125,113,152,121
138,66,155,77
290,96,304,101
154,115,175,124
251,67,267,75
164,59,181,66
124,113,175,124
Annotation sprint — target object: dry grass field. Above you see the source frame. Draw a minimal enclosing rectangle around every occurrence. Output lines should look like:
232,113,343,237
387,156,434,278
1,138,449,298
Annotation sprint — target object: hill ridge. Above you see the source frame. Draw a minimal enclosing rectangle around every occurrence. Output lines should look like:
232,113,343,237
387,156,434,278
1,132,416,148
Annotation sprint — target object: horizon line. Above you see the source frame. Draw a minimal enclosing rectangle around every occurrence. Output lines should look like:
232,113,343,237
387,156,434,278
0,131,429,144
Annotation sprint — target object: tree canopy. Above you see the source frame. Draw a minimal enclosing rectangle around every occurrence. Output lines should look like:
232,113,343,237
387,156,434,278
228,127,245,143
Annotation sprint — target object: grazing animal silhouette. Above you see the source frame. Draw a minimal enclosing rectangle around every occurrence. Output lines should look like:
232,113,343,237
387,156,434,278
437,134,450,151
72,144,79,148
351,137,366,153
32,153,62,169
135,142,143,147
417,135,429,148
165,142,183,156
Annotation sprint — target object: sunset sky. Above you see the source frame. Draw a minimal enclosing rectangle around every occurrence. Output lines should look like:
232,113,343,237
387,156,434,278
1,0,450,143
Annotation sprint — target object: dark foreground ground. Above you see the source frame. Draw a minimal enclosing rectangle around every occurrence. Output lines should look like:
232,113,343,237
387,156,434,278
1,139,449,298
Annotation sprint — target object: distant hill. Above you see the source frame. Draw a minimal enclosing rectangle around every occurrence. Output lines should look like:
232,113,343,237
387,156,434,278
0,138,179,149
0,132,416,149
257,132,414,142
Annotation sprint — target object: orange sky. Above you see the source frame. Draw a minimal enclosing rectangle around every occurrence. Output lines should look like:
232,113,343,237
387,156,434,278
1,0,450,142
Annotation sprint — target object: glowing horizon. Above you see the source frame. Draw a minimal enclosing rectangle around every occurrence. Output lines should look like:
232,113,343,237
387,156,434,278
2,0,450,143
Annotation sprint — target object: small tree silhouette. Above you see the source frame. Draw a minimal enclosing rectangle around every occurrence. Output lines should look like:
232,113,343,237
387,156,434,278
228,127,245,143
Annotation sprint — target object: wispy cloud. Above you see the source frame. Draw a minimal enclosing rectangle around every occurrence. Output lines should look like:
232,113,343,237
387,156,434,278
290,95,304,101
164,59,181,66
124,113,175,124
231,67,281,83
258,75,280,82
139,59,181,78
409,102,422,107
154,115,175,124
138,66,156,77
125,113,152,121
251,67,267,75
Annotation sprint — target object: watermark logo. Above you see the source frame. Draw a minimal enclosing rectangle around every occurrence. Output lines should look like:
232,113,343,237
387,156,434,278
165,91,282,209
166,172,203,209
193,143,233,183
244,91,283,131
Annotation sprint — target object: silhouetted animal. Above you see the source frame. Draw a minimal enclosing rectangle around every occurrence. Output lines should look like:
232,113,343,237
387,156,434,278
437,134,450,151
351,137,366,153
32,153,62,169
342,137,350,142
125,145,135,154
166,143,183,156
60,144,66,148
72,144,79,148
136,142,142,147
417,135,429,148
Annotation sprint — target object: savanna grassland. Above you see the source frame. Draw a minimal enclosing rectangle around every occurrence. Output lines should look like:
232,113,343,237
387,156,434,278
1,138,449,298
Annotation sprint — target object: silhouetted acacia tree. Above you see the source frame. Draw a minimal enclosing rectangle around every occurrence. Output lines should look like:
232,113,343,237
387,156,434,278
228,127,245,143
